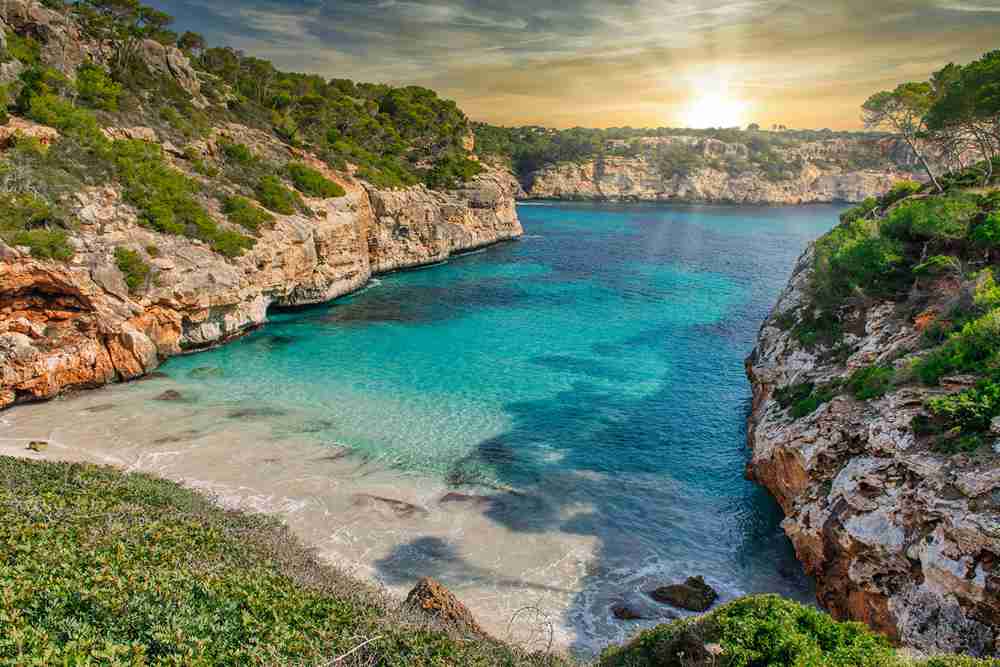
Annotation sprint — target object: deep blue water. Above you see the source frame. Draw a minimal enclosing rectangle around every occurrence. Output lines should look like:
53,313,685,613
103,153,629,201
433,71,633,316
161,201,841,650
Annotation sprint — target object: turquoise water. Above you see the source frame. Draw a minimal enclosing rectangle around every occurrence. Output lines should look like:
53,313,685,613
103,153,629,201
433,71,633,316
158,201,841,650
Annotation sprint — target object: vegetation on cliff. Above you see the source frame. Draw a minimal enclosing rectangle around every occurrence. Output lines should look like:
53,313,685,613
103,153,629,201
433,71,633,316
773,49,1000,455
0,0,484,264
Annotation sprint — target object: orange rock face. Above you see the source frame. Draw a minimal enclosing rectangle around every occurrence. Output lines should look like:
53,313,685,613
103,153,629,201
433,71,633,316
405,577,485,636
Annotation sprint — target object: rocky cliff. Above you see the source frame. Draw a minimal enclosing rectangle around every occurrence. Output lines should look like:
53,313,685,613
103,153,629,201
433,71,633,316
525,136,923,204
0,125,521,409
746,247,1000,656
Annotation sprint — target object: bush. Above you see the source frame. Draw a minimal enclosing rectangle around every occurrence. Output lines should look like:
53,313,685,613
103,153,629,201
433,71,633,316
112,140,254,258
971,212,1000,248
598,595,896,667
879,180,923,208
882,196,979,243
914,254,962,277
221,141,256,165
255,174,302,214
0,192,74,260
4,228,74,260
76,63,122,111
916,376,1000,454
25,92,103,144
2,29,41,65
114,246,150,292
775,381,841,418
916,310,1000,384
840,197,878,224
847,365,894,400
424,152,484,190
222,195,274,232
286,162,346,198
812,218,908,305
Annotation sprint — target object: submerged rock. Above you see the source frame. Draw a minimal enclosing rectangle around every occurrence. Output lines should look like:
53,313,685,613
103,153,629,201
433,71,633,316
405,577,484,635
226,406,286,419
612,592,680,621
84,403,115,413
188,367,224,379
351,493,429,518
650,576,719,612
26,440,48,452
153,390,183,401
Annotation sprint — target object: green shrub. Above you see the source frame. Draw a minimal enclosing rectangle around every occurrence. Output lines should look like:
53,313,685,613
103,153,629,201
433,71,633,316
792,308,844,349
5,228,74,260
255,174,302,214
879,180,923,208
847,365,894,400
222,195,274,232
882,196,979,243
221,141,256,165
971,212,1000,248
775,381,841,418
916,310,1000,384
424,152,484,190
812,218,908,305
112,140,254,258
114,246,150,292
598,595,896,667
3,29,41,65
840,197,878,224
286,162,346,198
0,192,74,260
916,376,1000,454
76,63,121,111
914,254,962,277
26,92,103,144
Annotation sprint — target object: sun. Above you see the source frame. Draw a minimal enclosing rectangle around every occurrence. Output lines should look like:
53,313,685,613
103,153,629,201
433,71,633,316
680,88,751,129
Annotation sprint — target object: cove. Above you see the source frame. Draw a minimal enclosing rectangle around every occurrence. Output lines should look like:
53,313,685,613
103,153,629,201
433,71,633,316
1,201,842,655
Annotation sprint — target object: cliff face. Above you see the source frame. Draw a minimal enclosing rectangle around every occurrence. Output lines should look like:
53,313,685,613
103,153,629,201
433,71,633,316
746,249,1000,656
525,137,923,204
0,137,521,409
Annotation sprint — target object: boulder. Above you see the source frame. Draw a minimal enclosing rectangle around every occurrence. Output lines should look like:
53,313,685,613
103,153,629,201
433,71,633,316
650,576,719,612
405,577,484,635
154,390,183,401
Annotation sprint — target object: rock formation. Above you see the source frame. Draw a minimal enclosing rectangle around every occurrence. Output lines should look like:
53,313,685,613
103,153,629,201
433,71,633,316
523,136,923,204
0,127,521,409
746,248,1000,656
404,577,485,636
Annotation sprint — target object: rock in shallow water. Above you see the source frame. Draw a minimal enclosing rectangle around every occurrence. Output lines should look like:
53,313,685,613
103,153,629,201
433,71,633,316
188,367,224,379
649,576,719,612
153,390,183,401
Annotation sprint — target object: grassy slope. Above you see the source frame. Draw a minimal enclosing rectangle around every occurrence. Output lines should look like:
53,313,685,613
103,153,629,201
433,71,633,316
2,456,996,666
0,456,568,666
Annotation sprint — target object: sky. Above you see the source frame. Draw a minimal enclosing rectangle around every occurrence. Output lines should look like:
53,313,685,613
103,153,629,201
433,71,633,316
151,0,1000,130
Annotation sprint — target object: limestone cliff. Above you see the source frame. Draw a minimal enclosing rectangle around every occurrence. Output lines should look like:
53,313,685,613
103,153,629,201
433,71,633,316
0,131,521,409
746,247,1000,656
525,137,923,204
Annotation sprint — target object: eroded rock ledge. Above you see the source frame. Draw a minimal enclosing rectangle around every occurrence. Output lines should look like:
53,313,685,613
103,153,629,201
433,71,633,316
745,248,1000,656
0,165,522,409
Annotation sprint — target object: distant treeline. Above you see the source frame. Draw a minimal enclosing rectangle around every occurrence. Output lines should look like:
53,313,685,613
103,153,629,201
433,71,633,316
473,124,899,183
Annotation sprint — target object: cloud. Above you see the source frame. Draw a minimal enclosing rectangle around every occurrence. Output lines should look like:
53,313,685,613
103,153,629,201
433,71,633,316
149,0,1000,128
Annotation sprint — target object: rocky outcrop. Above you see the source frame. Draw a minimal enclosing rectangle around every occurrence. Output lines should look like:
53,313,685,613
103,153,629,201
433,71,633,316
366,168,522,273
746,249,1000,656
524,136,924,204
0,158,521,409
405,577,485,636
